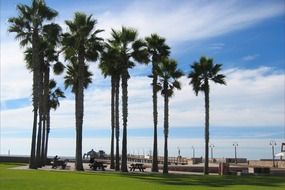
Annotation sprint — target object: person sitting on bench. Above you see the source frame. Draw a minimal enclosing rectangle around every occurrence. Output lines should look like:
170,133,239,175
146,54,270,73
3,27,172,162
52,155,60,169
89,157,95,164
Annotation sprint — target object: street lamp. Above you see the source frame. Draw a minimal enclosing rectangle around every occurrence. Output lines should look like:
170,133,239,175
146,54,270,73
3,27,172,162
210,144,215,160
192,146,195,158
177,147,181,157
269,141,277,167
233,143,238,164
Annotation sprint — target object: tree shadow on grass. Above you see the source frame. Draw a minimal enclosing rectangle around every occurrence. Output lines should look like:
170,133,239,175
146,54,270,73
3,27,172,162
121,173,285,188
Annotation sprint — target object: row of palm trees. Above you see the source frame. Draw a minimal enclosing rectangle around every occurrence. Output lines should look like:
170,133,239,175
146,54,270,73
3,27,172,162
9,0,226,175
8,0,65,168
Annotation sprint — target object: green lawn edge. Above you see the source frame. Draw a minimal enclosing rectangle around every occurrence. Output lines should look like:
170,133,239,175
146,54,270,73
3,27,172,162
1,163,285,190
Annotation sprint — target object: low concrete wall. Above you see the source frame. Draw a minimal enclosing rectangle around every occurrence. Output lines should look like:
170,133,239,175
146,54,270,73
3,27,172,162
225,158,247,163
0,156,30,163
157,165,248,173
249,160,285,168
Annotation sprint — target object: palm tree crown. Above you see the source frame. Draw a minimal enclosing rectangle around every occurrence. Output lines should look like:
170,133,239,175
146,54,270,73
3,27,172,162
8,0,58,47
188,56,226,95
145,34,170,64
157,59,184,97
49,79,65,110
64,60,93,93
62,12,103,62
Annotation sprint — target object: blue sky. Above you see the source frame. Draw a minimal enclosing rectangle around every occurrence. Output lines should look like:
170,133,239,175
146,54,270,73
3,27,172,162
0,0,285,159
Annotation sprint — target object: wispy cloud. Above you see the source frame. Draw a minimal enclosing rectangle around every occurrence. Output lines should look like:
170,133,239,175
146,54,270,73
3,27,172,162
95,0,284,43
242,54,260,61
209,43,225,50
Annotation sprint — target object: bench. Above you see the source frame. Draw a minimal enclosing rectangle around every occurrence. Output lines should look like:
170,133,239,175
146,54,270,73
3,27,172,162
254,167,270,174
248,167,270,175
129,163,146,172
89,161,107,171
52,159,68,169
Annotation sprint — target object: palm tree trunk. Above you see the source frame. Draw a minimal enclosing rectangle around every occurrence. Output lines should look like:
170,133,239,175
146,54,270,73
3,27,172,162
36,107,42,167
110,76,115,169
42,66,49,165
204,81,210,175
41,117,46,163
163,86,169,174
121,70,128,172
36,56,44,167
41,115,46,165
75,49,84,171
45,108,51,163
30,30,39,169
115,76,120,171
152,67,158,172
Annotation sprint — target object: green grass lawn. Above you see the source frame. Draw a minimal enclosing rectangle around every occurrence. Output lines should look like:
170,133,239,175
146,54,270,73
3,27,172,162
1,163,285,190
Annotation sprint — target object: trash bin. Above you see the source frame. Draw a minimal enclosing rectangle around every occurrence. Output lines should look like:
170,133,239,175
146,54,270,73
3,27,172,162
219,162,229,175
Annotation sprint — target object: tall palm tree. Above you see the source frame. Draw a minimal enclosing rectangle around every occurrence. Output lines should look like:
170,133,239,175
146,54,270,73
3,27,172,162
188,56,226,175
145,34,170,172
23,23,63,166
157,58,183,174
99,43,122,170
40,23,63,166
62,12,103,171
109,27,148,172
44,79,65,163
8,0,58,169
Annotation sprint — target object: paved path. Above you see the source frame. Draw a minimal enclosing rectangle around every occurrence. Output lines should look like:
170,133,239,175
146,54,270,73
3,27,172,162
10,163,211,175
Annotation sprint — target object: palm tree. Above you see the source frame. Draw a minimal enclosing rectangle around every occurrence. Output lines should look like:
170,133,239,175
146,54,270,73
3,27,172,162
23,23,63,166
145,34,170,172
8,0,58,169
44,79,65,163
62,12,103,171
63,60,93,171
188,56,226,175
40,23,63,166
157,58,183,174
109,27,148,172
99,43,122,170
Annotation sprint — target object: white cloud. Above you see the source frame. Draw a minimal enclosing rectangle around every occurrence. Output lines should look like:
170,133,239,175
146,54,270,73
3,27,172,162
1,0,283,101
1,67,284,132
0,42,32,101
95,0,284,43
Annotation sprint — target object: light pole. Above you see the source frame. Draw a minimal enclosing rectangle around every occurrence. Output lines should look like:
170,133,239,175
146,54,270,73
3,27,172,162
210,144,215,160
177,147,181,157
269,141,277,167
192,146,195,158
233,143,238,164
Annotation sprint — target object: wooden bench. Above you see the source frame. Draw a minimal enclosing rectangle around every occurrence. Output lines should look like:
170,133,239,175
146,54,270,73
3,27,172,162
129,163,146,172
52,159,68,169
253,167,270,174
89,161,107,171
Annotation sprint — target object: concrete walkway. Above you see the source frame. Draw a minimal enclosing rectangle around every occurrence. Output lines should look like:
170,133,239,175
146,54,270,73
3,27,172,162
10,163,208,175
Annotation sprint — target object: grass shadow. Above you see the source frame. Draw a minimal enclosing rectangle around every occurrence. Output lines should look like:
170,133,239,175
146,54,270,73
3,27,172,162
120,172,285,188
